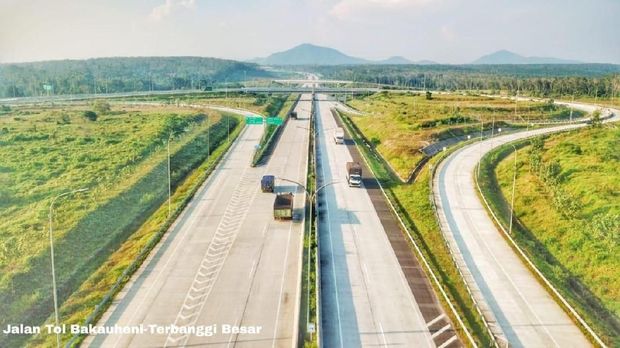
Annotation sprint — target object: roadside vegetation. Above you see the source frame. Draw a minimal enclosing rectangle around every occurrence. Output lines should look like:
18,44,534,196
478,126,620,346
0,100,239,347
346,92,580,177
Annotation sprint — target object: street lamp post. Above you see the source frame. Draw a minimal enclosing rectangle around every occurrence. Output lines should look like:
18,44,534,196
277,176,338,337
508,143,518,235
166,132,173,218
48,188,89,348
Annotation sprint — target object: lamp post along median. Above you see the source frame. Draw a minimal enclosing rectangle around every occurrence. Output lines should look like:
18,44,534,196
48,188,89,348
277,176,338,337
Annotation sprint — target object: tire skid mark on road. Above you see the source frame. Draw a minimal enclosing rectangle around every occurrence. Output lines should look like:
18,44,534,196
164,170,261,347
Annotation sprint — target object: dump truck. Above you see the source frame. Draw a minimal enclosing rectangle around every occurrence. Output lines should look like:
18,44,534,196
334,127,345,144
261,175,275,193
346,162,362,187
273,193,294,220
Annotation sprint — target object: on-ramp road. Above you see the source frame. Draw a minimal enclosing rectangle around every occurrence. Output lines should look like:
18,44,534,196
85,98,311,348
434,104,618,347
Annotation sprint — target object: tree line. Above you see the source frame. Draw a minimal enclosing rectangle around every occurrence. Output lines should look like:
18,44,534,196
309,64,620,98
0,57,270,98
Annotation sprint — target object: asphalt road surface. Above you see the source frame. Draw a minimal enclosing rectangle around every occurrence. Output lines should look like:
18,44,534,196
85,98,311,348
433,104,618,347
315,95,436,348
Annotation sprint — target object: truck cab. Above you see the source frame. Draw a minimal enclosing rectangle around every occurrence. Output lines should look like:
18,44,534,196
334,127,345,144
261,175,275,193
346,162,362,187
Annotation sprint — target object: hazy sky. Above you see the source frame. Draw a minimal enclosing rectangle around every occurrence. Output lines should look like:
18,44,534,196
1,0,618,64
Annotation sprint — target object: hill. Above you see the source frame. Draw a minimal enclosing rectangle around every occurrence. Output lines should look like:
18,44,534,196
377,56,414,64
0,56,270,98
472,50,582,64
253,43,436,66
253,43,368,65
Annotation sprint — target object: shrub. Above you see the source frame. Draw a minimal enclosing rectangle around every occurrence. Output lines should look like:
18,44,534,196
82,111,98,121
92,100,111,114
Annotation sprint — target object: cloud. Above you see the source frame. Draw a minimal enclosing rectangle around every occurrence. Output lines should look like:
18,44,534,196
330,0,436,20
149,0,196,21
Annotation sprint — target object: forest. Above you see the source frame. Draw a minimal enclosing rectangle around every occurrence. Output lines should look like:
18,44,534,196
310,64,620,98
0,57,271,98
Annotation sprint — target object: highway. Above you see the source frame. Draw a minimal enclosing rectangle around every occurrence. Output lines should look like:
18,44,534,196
84,98,311,347
433,104,618,347
315,95,441,348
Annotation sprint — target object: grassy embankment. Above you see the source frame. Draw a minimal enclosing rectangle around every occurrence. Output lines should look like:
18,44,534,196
478,126,620,346
347,92,582,178
337,92,580,345
0,101,242,347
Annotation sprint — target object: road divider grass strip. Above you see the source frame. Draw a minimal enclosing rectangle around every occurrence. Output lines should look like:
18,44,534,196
299,98,319,348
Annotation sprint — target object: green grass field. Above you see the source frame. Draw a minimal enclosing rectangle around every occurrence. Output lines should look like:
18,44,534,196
0,100,243,347
347,92,582,177
482,126,620,345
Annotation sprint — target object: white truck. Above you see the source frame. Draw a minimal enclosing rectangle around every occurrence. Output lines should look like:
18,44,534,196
334,127,345,144
346,162,362,187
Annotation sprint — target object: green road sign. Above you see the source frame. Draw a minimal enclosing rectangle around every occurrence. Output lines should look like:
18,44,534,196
266,117,283,126
245,116,263,125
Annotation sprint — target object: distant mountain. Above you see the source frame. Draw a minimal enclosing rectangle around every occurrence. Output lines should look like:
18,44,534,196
413,59,438,65
252,43,368,65
378,56,413,64
252,43,433,66
472,50,582,64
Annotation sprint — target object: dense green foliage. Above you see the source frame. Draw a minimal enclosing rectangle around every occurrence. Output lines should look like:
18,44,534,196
312,64,620,98
479,128,620,345
0,57,271,97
